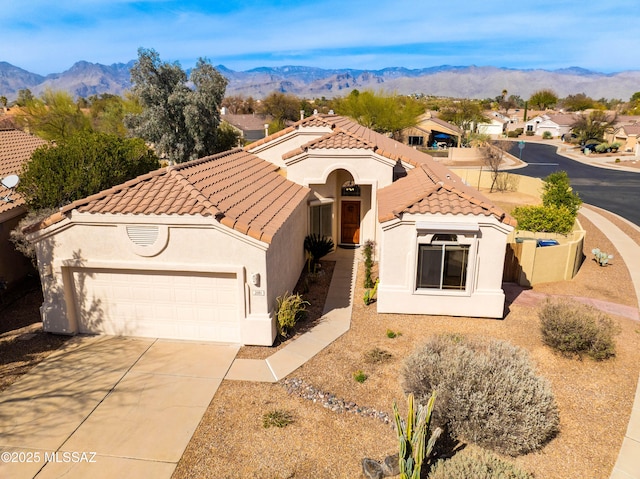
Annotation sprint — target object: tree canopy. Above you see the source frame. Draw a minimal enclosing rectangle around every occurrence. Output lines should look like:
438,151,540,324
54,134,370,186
15,89,91,142
17,131,159,210
125,48,228,164
528,89,558,110
438,99,487,141
333,90,423,139
570,110,616,145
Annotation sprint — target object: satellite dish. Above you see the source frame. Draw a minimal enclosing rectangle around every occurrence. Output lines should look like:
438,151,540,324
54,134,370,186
1,174,19,189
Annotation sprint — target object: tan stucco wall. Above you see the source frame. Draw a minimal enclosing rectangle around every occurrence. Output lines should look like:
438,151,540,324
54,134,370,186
377,213,513,318
452,169,543,200
508,220,585,286
30,214,286,345
265,196,309,338
448,147,484,162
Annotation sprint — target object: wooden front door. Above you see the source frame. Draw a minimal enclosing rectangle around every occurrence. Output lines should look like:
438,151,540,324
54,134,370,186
340,201,361,244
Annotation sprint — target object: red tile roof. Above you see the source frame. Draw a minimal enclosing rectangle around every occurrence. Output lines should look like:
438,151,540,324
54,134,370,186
254,114,432,168
0,129,48,215
47,149,309,243
378,164,516,226
249,113,514,225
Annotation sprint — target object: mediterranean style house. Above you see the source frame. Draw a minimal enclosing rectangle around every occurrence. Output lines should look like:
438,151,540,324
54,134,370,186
27,114,515,346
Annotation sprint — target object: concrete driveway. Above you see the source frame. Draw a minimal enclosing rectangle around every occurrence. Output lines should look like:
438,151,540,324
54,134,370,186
0,336,239,479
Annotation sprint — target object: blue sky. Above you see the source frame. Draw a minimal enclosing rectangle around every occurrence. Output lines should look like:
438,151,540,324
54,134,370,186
2,0,638,75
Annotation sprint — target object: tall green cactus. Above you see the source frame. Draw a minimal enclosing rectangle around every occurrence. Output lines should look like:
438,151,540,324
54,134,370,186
393,392,442,479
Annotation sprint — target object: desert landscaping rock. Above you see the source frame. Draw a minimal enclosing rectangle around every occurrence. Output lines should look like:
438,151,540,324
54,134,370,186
282,377,392,425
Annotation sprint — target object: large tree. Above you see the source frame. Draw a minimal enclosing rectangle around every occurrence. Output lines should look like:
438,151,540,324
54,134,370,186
438,99,487,141
528,89,558,110
15,89,91,142
333,90,423,139
125,48,228,164
570,110,617,145
17,130,159,210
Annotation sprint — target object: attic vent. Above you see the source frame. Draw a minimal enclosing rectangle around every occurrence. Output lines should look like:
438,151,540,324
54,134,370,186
126,225,159,247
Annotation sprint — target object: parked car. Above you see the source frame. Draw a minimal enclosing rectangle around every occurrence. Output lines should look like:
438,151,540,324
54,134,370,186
582,143,599,154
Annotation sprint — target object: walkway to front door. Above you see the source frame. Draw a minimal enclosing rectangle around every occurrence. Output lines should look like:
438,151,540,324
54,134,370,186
340,201,360,244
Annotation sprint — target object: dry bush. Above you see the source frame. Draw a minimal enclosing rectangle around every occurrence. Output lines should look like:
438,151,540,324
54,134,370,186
538,299,619,360
402,335,559,456
429,446,534,479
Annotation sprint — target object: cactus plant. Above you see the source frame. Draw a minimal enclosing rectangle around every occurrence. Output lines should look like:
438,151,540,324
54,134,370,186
393,392,442,479
592,248,613,266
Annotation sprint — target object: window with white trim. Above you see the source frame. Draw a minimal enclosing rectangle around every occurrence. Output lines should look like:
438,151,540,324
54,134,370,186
310,203,332,237
416,234,470,290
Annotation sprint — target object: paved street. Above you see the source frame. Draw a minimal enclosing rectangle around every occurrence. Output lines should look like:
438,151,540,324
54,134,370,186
509,142,640,226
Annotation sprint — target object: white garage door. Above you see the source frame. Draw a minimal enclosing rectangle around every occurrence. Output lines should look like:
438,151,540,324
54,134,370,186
70,269,241,343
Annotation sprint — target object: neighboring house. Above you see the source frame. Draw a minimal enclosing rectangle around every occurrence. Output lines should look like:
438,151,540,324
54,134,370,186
220,108,271,143
524,114,575,138
0,129,47,289
28,114,515,346
524,115,546,134
610,123,640,152
476,116,508,137
537,114,576,139
401,113,462,148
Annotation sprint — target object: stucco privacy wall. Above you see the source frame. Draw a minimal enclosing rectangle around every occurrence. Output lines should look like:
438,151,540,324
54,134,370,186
509,221,585,286
30,212,297,345
452,169,543,200
377,213,512,318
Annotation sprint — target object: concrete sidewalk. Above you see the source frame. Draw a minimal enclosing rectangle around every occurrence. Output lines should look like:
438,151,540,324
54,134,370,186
577,206,640,479
226,247,357,382
0,337,239,479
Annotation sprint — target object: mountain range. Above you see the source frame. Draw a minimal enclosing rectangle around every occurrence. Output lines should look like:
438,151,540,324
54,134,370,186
1,60,639,102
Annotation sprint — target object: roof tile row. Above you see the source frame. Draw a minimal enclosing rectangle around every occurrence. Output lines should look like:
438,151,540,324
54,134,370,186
55,149,309,243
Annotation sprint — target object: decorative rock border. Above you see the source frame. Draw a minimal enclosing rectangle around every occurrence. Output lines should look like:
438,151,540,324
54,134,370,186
281,377,392,425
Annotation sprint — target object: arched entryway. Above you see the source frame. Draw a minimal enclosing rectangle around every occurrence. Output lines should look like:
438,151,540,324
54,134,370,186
308,168,373,248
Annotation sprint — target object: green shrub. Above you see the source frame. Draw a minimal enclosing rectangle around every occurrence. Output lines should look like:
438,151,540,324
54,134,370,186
353,370,368,383
525,130,534,136
538,299,619,360
363,278,379,305
386,329,401,339
363,239,376,288
542,171,582,216
542,131,553,139
262,409,294,428
403,335,559,456
429,446,534,479
512,204,575,234
595,142,610,153
275,292,309,337
304,234,335,269
507,130,520,138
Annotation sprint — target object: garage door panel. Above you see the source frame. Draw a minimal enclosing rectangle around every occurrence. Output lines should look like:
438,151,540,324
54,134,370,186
71,269,241,342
